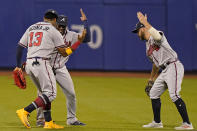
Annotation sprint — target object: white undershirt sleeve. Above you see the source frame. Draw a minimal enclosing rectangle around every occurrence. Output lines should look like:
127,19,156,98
148,27,162,41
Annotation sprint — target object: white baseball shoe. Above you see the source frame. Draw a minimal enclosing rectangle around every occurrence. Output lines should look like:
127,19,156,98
142,121,163,128
175,122,194,130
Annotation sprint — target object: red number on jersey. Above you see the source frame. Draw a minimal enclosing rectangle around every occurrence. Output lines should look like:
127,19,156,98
34,32,43,46
29,32,34,47
147,45,160,56
29,32,43,47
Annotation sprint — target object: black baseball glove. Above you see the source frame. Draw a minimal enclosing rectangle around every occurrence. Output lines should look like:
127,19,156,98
145,80,154,96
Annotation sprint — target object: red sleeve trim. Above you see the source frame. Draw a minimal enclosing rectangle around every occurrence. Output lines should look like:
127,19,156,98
70,41,81,50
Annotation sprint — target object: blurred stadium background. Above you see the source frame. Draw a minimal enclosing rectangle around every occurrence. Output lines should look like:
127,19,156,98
1,0,197,71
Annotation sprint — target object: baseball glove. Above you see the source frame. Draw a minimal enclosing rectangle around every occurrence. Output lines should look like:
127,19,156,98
13,67,26,89
145,80,154,96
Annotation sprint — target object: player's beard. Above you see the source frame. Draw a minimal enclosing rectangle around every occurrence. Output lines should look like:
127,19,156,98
139,32,145,41
59,28,65,35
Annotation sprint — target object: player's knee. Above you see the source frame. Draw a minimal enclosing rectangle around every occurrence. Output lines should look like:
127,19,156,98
43,93,56,102
67,93,76,101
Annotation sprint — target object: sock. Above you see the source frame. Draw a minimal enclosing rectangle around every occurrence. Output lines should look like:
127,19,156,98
44,103,52,122
24,96,45,113
44,111,52,122
151,98,161,123
24,102,37,113
174,98,190,124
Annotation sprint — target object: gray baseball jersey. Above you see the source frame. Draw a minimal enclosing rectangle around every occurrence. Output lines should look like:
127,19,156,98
146,32,184,102
19,21,65,102
146,32,178,67
37,29,80,124
19,22,65,58
50,29,79,69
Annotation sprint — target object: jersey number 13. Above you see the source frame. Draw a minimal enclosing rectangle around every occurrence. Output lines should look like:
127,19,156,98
29,32,43,47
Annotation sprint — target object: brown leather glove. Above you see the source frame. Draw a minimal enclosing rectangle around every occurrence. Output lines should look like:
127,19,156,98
145,80,154,96
13,67,26,89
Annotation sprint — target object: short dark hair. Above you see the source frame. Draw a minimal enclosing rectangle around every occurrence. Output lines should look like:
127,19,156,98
44,9,58,19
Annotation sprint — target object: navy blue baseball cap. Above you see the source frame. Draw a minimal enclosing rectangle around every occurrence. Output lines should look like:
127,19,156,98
44,9,58,19
57,15,68,26
132,22,145,33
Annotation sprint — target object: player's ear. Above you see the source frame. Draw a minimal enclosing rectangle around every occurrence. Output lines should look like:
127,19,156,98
51,18,56,22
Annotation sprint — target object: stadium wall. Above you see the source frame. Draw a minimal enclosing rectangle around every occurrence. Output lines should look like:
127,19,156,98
1,0,197,71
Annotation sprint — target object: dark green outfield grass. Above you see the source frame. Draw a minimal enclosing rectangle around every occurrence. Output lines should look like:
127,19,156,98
0,74,196,131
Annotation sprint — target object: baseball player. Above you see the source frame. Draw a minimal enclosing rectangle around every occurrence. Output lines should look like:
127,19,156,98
132,12,194,130
36,9,90,126
15,9,86,129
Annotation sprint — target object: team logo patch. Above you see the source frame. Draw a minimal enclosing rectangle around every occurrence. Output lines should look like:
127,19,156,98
147,44,160,56
64,40,71,47
61,18,65,22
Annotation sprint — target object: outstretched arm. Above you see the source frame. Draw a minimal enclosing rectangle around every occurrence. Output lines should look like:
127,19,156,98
137,12,162,41
80,8,90,43
57,29,87,57
16,44,25,67
149,63,159,81
14,44,26,89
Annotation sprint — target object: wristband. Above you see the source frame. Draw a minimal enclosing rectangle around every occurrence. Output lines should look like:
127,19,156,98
65,47,73,55
148,27,162,41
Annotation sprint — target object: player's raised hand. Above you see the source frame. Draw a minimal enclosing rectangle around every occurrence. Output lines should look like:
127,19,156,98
137,12,148,25
80,8,87,21
78,29,87,42
137,12,151,29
